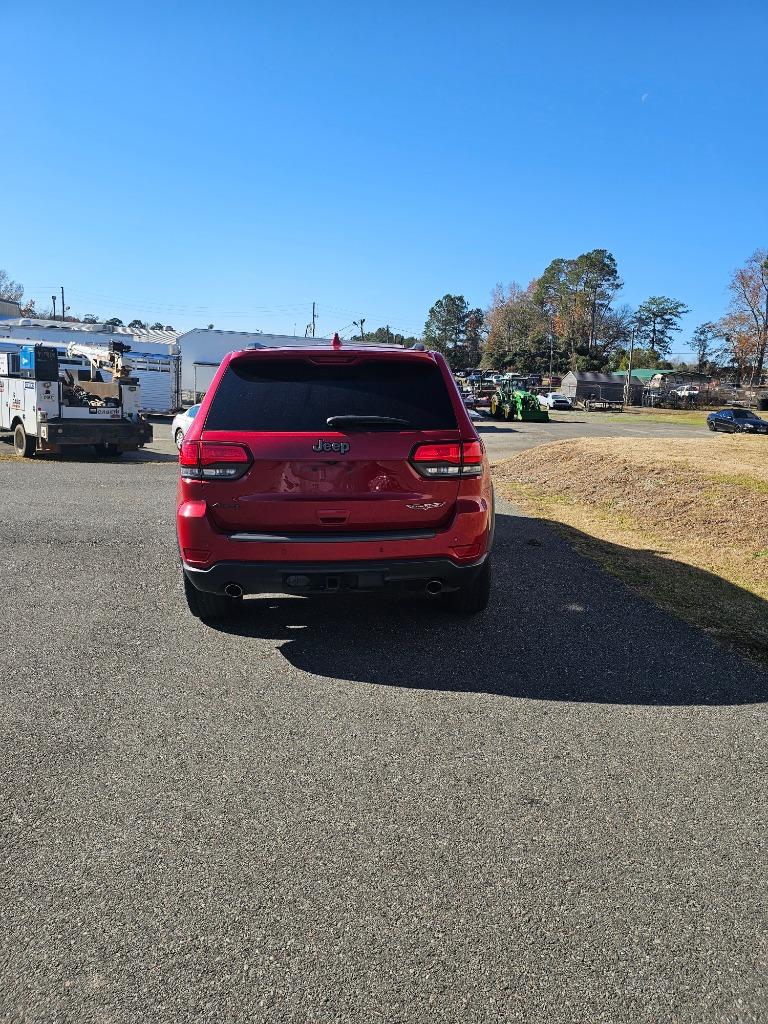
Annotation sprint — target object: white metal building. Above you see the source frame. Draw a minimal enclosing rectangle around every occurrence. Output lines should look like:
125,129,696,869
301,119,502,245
0,299,22,320
177,329,336,397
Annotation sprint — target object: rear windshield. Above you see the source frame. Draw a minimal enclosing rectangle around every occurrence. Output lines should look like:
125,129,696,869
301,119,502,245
205,358,458,432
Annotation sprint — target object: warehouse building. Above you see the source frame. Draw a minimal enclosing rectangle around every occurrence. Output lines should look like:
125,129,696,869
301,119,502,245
176,328,368,399
0,299,22,320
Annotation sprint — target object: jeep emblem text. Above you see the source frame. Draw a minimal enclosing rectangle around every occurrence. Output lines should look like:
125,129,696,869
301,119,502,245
313,439,350,454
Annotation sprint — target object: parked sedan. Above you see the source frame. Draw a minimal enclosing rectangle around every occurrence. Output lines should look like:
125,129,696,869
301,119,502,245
707,408,768,434
539,392,573,410
171,404,201,449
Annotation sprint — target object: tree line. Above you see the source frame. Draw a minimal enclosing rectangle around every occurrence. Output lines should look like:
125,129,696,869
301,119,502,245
414,248,768,384
2,249,767,384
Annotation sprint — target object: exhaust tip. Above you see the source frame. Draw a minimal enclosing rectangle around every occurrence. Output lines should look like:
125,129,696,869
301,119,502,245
224,583,243,598
425,580,443,596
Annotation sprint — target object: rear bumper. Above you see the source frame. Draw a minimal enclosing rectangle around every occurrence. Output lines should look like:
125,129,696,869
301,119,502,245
38,417,153,449
178,492,493,565
183,554,489,596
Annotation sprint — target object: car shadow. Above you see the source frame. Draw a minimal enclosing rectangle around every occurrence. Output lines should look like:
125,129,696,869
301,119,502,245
0,441,179,464
476,420,587,431
124,449,179,463
475,423,519,433
209,512,768,706
539,417,587,424
51,449,180,464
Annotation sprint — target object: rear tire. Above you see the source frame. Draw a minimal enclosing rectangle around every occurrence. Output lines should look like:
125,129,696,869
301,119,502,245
175,429,184,450
13,423,36,458
708,420,716,431
441,559,491,614
183,572,242,622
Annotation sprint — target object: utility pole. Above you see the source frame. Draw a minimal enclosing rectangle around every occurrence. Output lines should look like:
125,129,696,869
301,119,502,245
61,286,65,322
304,302,318,338
624,327,636,408
51,295,57,319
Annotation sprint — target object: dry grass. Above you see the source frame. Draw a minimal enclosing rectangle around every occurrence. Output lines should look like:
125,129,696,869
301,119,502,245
495,436,768,665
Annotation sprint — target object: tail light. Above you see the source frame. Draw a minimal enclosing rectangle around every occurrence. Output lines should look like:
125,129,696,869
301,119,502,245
180,440,251,480
460,440,483,476
410,440,484,478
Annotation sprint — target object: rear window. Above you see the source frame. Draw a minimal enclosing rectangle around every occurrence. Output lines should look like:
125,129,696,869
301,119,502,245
205,358,458,432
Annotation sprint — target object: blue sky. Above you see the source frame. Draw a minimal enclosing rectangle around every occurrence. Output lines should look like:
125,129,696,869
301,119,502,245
2,0,767,353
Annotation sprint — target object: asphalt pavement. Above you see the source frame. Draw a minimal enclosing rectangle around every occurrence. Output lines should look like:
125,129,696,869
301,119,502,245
1,423,766,1023
472,409,707,462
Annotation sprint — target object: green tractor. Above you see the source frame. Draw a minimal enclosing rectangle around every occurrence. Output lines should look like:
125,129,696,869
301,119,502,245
489,382,549,422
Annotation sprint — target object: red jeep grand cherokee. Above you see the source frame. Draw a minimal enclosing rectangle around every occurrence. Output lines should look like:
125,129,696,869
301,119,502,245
177,338,494,621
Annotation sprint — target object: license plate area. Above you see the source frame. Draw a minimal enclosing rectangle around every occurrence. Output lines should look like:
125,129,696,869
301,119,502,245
282,571,386,592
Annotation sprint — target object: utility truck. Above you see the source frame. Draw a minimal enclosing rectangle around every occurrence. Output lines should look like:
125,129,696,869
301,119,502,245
0,341,153,457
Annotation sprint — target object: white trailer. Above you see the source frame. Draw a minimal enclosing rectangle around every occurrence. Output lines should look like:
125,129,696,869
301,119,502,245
0,344,152,457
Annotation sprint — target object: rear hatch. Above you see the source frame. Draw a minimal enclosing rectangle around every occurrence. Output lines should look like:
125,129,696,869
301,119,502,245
201,352,464,535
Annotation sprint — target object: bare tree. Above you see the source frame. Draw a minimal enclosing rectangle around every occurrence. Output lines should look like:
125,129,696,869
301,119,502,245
18,299,54,319
688,322,720,373
0,269,24,303
721,249,768,385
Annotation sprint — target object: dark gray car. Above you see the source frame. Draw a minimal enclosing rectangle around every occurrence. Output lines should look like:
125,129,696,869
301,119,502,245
707,408,768,434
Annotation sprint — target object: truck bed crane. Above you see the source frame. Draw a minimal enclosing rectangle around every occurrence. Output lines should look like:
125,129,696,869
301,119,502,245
66,340,135,382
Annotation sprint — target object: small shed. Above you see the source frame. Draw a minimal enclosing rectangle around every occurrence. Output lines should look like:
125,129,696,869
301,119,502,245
560,371,640,402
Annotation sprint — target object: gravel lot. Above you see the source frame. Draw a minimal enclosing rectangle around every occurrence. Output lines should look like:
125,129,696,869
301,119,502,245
2,420,766,1023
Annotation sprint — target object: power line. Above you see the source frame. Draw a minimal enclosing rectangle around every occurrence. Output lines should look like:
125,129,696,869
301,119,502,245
21,284,426,332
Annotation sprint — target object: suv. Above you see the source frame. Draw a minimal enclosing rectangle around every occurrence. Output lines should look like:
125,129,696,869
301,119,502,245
176,338,494,621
